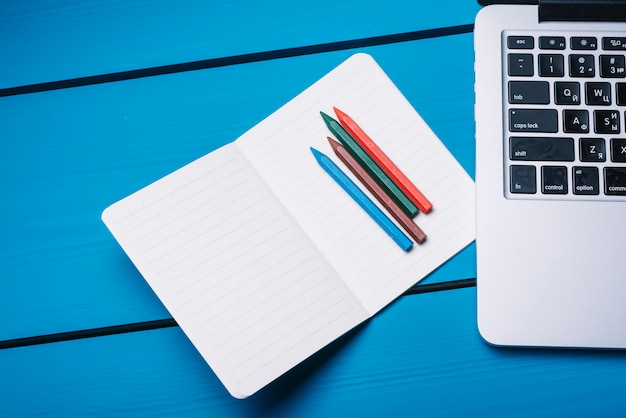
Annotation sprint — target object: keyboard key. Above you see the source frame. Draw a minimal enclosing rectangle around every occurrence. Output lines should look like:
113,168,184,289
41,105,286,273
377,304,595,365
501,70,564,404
539,36,566,50
555,82,581,105
600,55,626,78
571,36,597,50
585,82,612,105
539,54,564,77
563,109,589,133
617,83,626,105
508,81,550,104
510,137,575,161
541,166,568,194
580,138,606,162
509,109,558,132
611,138,626,162
508,54,534,76
508,36,534,49
605,167,626,195
510,165,536,194
570,54,595,77
573,166,600,195
602,37,626,51
594,110,620,134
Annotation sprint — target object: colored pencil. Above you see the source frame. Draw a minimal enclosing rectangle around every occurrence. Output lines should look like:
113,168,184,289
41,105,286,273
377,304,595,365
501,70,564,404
320,111,419,218
311,147,413,252
333,107,433,213
328,137,426,244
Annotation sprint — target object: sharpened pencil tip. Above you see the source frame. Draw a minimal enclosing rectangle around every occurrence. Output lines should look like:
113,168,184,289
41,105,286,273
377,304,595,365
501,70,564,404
326,136,340,151
320,111,334,125
310,147,323,161
333,106,346,119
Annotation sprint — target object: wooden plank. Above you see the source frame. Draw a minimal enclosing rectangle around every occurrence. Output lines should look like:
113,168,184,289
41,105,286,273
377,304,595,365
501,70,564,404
0,0,480,89
1,287,624,416
0,34,476,341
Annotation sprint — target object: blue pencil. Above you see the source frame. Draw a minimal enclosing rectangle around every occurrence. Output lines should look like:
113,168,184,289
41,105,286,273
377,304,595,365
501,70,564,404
311,147,413,252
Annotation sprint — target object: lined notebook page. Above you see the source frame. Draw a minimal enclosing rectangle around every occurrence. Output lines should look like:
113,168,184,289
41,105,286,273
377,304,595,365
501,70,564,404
101,145,367,398
103,53,475,398
237,53,475,315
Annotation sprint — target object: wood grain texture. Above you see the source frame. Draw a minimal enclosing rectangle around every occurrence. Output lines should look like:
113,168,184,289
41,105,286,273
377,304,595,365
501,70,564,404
0,0,480,89
1,287,625,416
2,3,623,415
0,34,476,340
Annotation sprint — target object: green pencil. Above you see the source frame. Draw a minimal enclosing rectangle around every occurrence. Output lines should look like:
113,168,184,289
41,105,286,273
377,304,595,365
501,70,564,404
320,111,419,218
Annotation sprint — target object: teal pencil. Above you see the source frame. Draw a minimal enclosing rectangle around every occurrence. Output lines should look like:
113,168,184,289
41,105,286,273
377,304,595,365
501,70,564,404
320,111,419,218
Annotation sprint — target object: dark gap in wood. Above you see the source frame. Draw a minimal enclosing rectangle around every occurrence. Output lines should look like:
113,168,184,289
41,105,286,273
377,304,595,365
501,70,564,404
0,24,473,97
0,279,475,350
404,278,476,295
0,318,178,350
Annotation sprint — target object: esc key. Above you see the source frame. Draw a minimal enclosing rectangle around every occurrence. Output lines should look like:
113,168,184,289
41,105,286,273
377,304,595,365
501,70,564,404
508,36,534,49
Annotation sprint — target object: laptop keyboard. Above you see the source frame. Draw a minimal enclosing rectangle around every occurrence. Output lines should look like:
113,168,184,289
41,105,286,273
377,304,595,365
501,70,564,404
503,31,626,200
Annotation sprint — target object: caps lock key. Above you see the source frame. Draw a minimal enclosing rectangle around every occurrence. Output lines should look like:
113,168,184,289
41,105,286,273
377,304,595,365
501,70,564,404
509,109,558,132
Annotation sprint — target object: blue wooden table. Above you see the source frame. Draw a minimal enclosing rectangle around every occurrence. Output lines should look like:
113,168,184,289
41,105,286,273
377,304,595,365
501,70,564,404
1,1,625,415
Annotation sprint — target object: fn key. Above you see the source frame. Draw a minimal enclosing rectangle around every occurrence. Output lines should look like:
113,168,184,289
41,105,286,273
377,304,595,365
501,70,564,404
510,165,536,194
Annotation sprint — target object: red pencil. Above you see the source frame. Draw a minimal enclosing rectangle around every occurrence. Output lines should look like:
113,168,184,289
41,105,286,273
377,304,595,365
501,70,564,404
333,107,433,214
327,137,426,244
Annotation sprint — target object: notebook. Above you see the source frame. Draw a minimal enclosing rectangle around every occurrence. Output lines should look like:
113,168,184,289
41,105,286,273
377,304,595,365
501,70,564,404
102,53,476,398
474,1,626,349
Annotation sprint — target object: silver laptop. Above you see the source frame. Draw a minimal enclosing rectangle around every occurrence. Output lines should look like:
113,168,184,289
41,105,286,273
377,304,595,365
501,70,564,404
474,0,626,349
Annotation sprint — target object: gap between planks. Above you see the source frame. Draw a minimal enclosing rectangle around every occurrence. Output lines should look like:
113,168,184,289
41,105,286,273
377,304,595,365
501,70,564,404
0,24,473,97
0,278,475,350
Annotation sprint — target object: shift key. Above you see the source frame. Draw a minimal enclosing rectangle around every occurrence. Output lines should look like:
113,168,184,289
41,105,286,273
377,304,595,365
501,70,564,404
509,109,558,132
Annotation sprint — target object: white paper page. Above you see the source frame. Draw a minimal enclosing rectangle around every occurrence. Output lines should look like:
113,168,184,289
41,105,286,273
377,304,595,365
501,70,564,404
101,144,367,398
237,53,476,315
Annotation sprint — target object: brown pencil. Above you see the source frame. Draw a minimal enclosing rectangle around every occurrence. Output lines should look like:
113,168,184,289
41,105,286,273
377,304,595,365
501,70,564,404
327,137,427,244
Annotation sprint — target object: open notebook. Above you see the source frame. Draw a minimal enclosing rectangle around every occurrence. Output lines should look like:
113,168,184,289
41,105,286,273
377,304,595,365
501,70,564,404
102,53,475,398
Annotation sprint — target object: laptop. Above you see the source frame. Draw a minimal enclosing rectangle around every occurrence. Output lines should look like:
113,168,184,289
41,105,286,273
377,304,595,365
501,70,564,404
474,0,626,349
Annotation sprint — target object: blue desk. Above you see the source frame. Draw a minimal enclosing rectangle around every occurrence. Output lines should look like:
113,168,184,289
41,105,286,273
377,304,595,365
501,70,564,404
1,1,624,415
